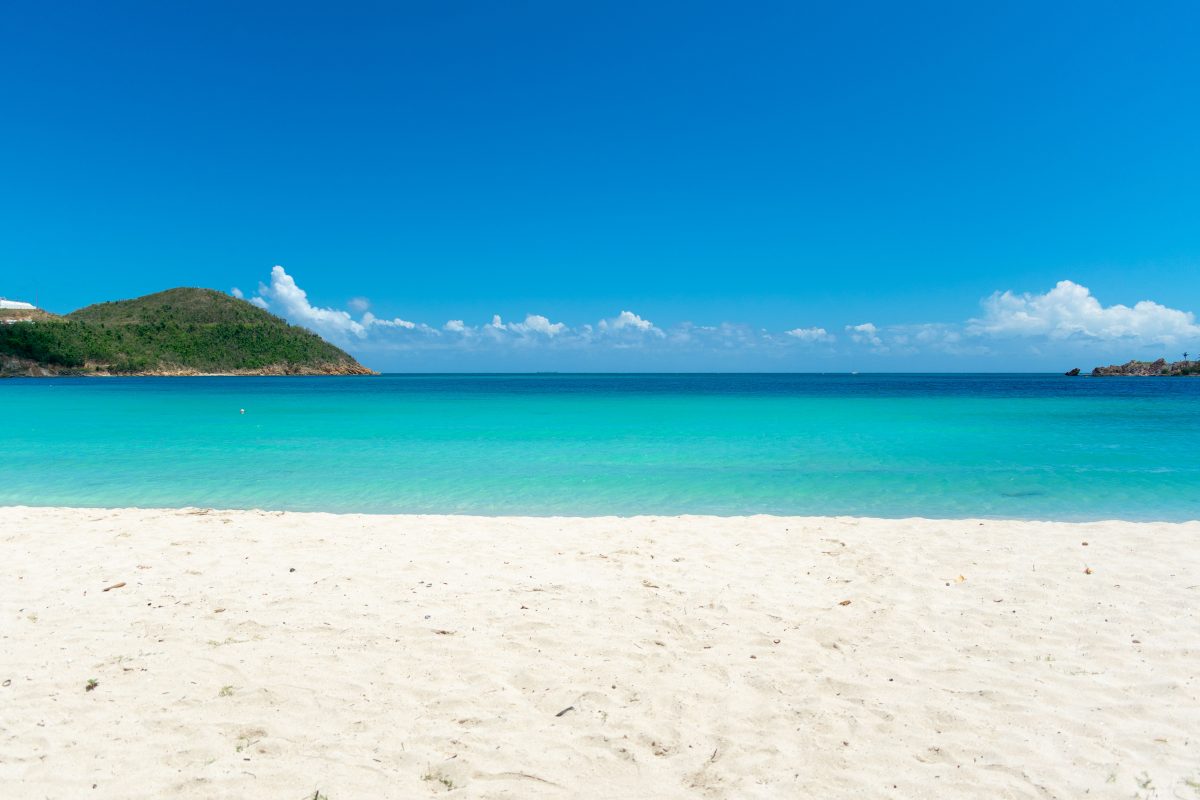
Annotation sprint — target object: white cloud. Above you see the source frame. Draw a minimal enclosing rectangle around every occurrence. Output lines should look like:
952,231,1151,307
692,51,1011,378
254,265,366,339
362,311,417,330
243,266,1200,367
846,322,883,348
786,326,834,343
230,287,244,299
599,310,664,336
912,324,958,345
0,298,36,310
510,313,566,337
242,267,821,364
885,323,988,356
969,280,1200,345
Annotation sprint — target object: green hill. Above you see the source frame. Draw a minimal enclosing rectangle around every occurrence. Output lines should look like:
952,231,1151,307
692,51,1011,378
0,288,375,376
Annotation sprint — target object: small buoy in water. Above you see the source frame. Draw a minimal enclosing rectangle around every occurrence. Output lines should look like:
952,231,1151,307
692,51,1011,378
239,408,245,415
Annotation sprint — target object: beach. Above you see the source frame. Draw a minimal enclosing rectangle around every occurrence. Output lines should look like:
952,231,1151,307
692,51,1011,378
2,507,1197,799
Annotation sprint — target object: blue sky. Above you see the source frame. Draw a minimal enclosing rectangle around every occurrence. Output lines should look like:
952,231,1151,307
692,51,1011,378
2,1,1199,370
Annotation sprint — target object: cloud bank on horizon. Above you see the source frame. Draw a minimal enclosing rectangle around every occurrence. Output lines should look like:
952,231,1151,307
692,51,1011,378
237,267,1200,368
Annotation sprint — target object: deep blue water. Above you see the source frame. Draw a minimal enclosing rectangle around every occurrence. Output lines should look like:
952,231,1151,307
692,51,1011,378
1,374,1197,520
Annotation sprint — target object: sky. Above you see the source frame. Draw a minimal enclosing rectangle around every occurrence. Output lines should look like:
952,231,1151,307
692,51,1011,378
2,0,1199,371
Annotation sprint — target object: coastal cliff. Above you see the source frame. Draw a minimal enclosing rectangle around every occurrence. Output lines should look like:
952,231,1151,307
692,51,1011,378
1088,358,1199,377
0,288,375,377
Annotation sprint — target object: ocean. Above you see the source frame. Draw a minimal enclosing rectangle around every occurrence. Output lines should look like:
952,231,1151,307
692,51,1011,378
2,373,1197,520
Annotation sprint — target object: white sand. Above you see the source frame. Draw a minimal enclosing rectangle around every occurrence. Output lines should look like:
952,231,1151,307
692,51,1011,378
2,507,1198,799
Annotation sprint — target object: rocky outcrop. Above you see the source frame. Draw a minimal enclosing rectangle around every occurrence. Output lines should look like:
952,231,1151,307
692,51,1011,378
0,355,68,377
2,356,376,378
1064,368,1080,376
0,308,57,323
1091,359,1198,376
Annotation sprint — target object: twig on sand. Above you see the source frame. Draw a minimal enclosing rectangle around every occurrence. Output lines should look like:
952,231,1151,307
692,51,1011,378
102,582,126,592
496,772,562,787
555,705,574,717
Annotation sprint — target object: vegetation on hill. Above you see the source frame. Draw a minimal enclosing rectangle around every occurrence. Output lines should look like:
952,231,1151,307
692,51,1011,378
0,288,374,375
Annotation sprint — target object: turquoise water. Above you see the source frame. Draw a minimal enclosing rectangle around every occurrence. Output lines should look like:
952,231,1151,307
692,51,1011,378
1,374,1197,520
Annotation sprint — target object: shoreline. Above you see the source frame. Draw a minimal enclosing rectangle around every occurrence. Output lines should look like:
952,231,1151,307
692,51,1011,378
0,367,379,378
4,506,1198,798
3,504,1196,525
